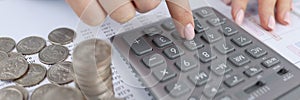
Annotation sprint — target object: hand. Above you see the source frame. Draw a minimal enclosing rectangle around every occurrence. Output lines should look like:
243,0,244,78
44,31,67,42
224,0,292,31
65,0,195,40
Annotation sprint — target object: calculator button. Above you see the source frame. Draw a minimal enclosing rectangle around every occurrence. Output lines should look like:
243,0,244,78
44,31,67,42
214,43,235,54
231,35,252,47
224,75,244,87
207,17,226,26
163,46,184,59
196,7,214,18
142,53,165,68
175,57,197,72
217,95,233,100
183,37,204,51
228,53,250,67
209,61,233,76
161,21,175,30
165,81,190,97
203,85,225,98
143,26,163,36
246,46,267,58
153,35,172,48
202,30,222,43
171,31,183,40
219,25,238,36
244,66,263,77
188,71,209,86
262,57,280,68
153,65,176,82
194,19,209,33
195,48,217,63
130,37,152,55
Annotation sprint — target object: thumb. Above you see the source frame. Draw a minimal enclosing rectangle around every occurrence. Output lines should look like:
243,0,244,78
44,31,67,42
166,0,195,40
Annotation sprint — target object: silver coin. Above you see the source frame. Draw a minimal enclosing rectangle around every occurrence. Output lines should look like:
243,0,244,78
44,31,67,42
43,87,84,100
8,52,25,58
15,64,47,87
4,85,29,100
0,57,29,80
0,88,23,100
39,45,69,65
0,37,16,53
30,84,59,100
48,28,76,45
47,61,74,85
0,51,8,61
16,36,46,55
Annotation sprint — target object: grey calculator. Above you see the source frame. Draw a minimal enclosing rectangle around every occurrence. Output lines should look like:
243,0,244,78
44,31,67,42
111,7,300,100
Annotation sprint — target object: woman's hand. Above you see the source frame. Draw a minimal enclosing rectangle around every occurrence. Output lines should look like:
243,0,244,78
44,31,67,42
227,0,292,31
65,0,195,40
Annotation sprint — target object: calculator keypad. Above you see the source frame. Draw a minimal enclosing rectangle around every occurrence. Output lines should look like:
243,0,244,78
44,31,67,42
113,7,300,100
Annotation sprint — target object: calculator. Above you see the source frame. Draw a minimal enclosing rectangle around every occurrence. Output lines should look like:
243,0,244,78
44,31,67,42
111,7,300,100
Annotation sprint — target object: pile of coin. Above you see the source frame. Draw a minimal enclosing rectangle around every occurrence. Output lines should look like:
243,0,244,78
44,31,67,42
73,39,117,100
0,28,89,100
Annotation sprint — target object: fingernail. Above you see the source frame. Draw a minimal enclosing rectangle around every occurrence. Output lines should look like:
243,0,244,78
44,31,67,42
235,9,244,25
184,23,195,40
268,16,276,30
284,12,291,24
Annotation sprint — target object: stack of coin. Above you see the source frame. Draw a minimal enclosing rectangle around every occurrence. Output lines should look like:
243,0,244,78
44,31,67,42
73,39,117,100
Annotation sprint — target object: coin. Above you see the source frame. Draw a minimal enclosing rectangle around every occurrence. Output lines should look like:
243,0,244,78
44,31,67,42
16,36,46,55
0,51,8,61
8,52,25,58
39,45,69,65
43,87,84,100
0,87,23,100
15,64,47,87
0,57,29,80
30,84,59,100
48,28,76,45
4,85,29,100
47,61,74,85
0,37,16,53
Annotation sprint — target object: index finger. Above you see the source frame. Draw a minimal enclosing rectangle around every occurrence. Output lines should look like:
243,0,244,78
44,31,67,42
166,0,195,40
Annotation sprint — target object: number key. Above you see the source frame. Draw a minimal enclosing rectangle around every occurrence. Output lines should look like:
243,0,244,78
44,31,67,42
163,46,184,59
153,35,172,48
202,30,222,43
175,56,197,71
195,48,217,63
183,37,204,51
